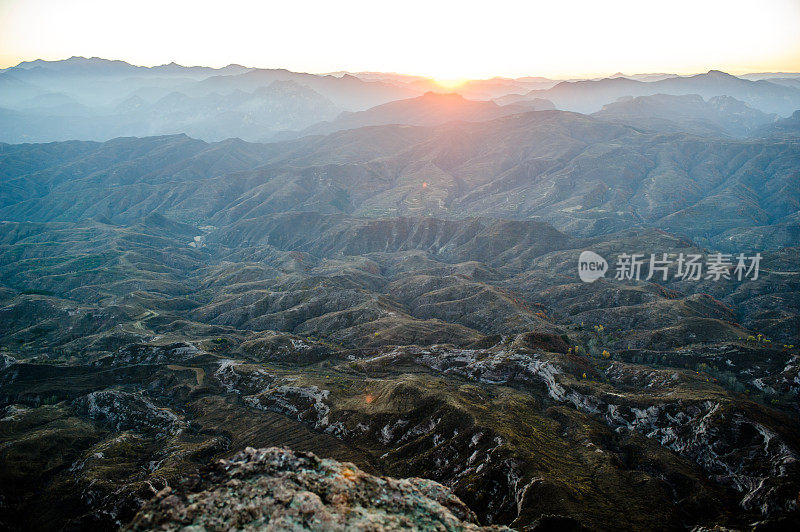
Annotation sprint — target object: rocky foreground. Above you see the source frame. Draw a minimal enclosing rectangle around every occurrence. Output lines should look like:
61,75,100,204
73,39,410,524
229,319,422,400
3,338,799,530
126,446,509,532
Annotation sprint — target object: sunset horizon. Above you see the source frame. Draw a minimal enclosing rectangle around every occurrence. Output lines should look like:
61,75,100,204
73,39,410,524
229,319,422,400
5,53,800,81
2,0,799,79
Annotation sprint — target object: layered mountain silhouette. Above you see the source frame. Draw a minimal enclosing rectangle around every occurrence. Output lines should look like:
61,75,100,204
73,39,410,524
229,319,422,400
3,59,800,143
0,80,341,143
288,91,553,138
498,70,800,116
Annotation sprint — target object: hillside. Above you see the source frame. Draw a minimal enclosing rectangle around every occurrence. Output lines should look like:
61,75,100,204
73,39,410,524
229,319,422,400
592,93,777,136
2,111,798,251
293,92,550,137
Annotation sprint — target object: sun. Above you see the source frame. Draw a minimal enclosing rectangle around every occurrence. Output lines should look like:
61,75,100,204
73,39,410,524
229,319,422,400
432,77,468,90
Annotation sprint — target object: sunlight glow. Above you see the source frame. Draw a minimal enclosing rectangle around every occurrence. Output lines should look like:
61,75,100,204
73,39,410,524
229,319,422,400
1,0,798,76
433,78,468,90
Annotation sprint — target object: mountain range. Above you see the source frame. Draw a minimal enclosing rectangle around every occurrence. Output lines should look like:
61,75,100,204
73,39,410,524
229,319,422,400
498,70,800,116
1,57,800,531
3,59,800,143
2,109,796,250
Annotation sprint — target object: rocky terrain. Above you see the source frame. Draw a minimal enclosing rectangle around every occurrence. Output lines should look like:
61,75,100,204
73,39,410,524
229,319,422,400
2,333,799,530
126,447,510,531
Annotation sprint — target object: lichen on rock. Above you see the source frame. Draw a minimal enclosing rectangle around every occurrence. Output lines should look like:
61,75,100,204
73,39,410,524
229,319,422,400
126,446,511,531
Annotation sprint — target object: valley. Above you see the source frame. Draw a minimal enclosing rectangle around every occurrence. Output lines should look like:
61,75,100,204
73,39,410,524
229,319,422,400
1,57,799,531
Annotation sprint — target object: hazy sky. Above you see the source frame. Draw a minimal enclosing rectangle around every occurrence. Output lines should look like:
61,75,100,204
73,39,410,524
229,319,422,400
1,0,799,78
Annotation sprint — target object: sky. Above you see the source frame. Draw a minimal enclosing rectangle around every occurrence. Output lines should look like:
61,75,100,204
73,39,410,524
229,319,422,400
1,0,799,79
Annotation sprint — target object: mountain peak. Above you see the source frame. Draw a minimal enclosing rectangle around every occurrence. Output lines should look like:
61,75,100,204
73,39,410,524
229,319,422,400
705,69,737,79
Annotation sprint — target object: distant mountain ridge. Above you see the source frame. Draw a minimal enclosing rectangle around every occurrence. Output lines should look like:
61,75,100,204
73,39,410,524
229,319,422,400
288,91,554,138
6,56,251,78
0,80,342,143
189,69,418,110
499,70,800,116
2,58,800,143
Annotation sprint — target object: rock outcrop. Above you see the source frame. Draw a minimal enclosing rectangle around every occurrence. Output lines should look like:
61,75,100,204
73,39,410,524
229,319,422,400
126,447,510,531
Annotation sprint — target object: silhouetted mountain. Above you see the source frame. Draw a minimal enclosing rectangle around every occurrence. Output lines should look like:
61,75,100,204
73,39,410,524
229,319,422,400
0,80,341,142
1,57,253,109
9,56,250,79
499,70,800,116
0,58,428,142
191,69,419,110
